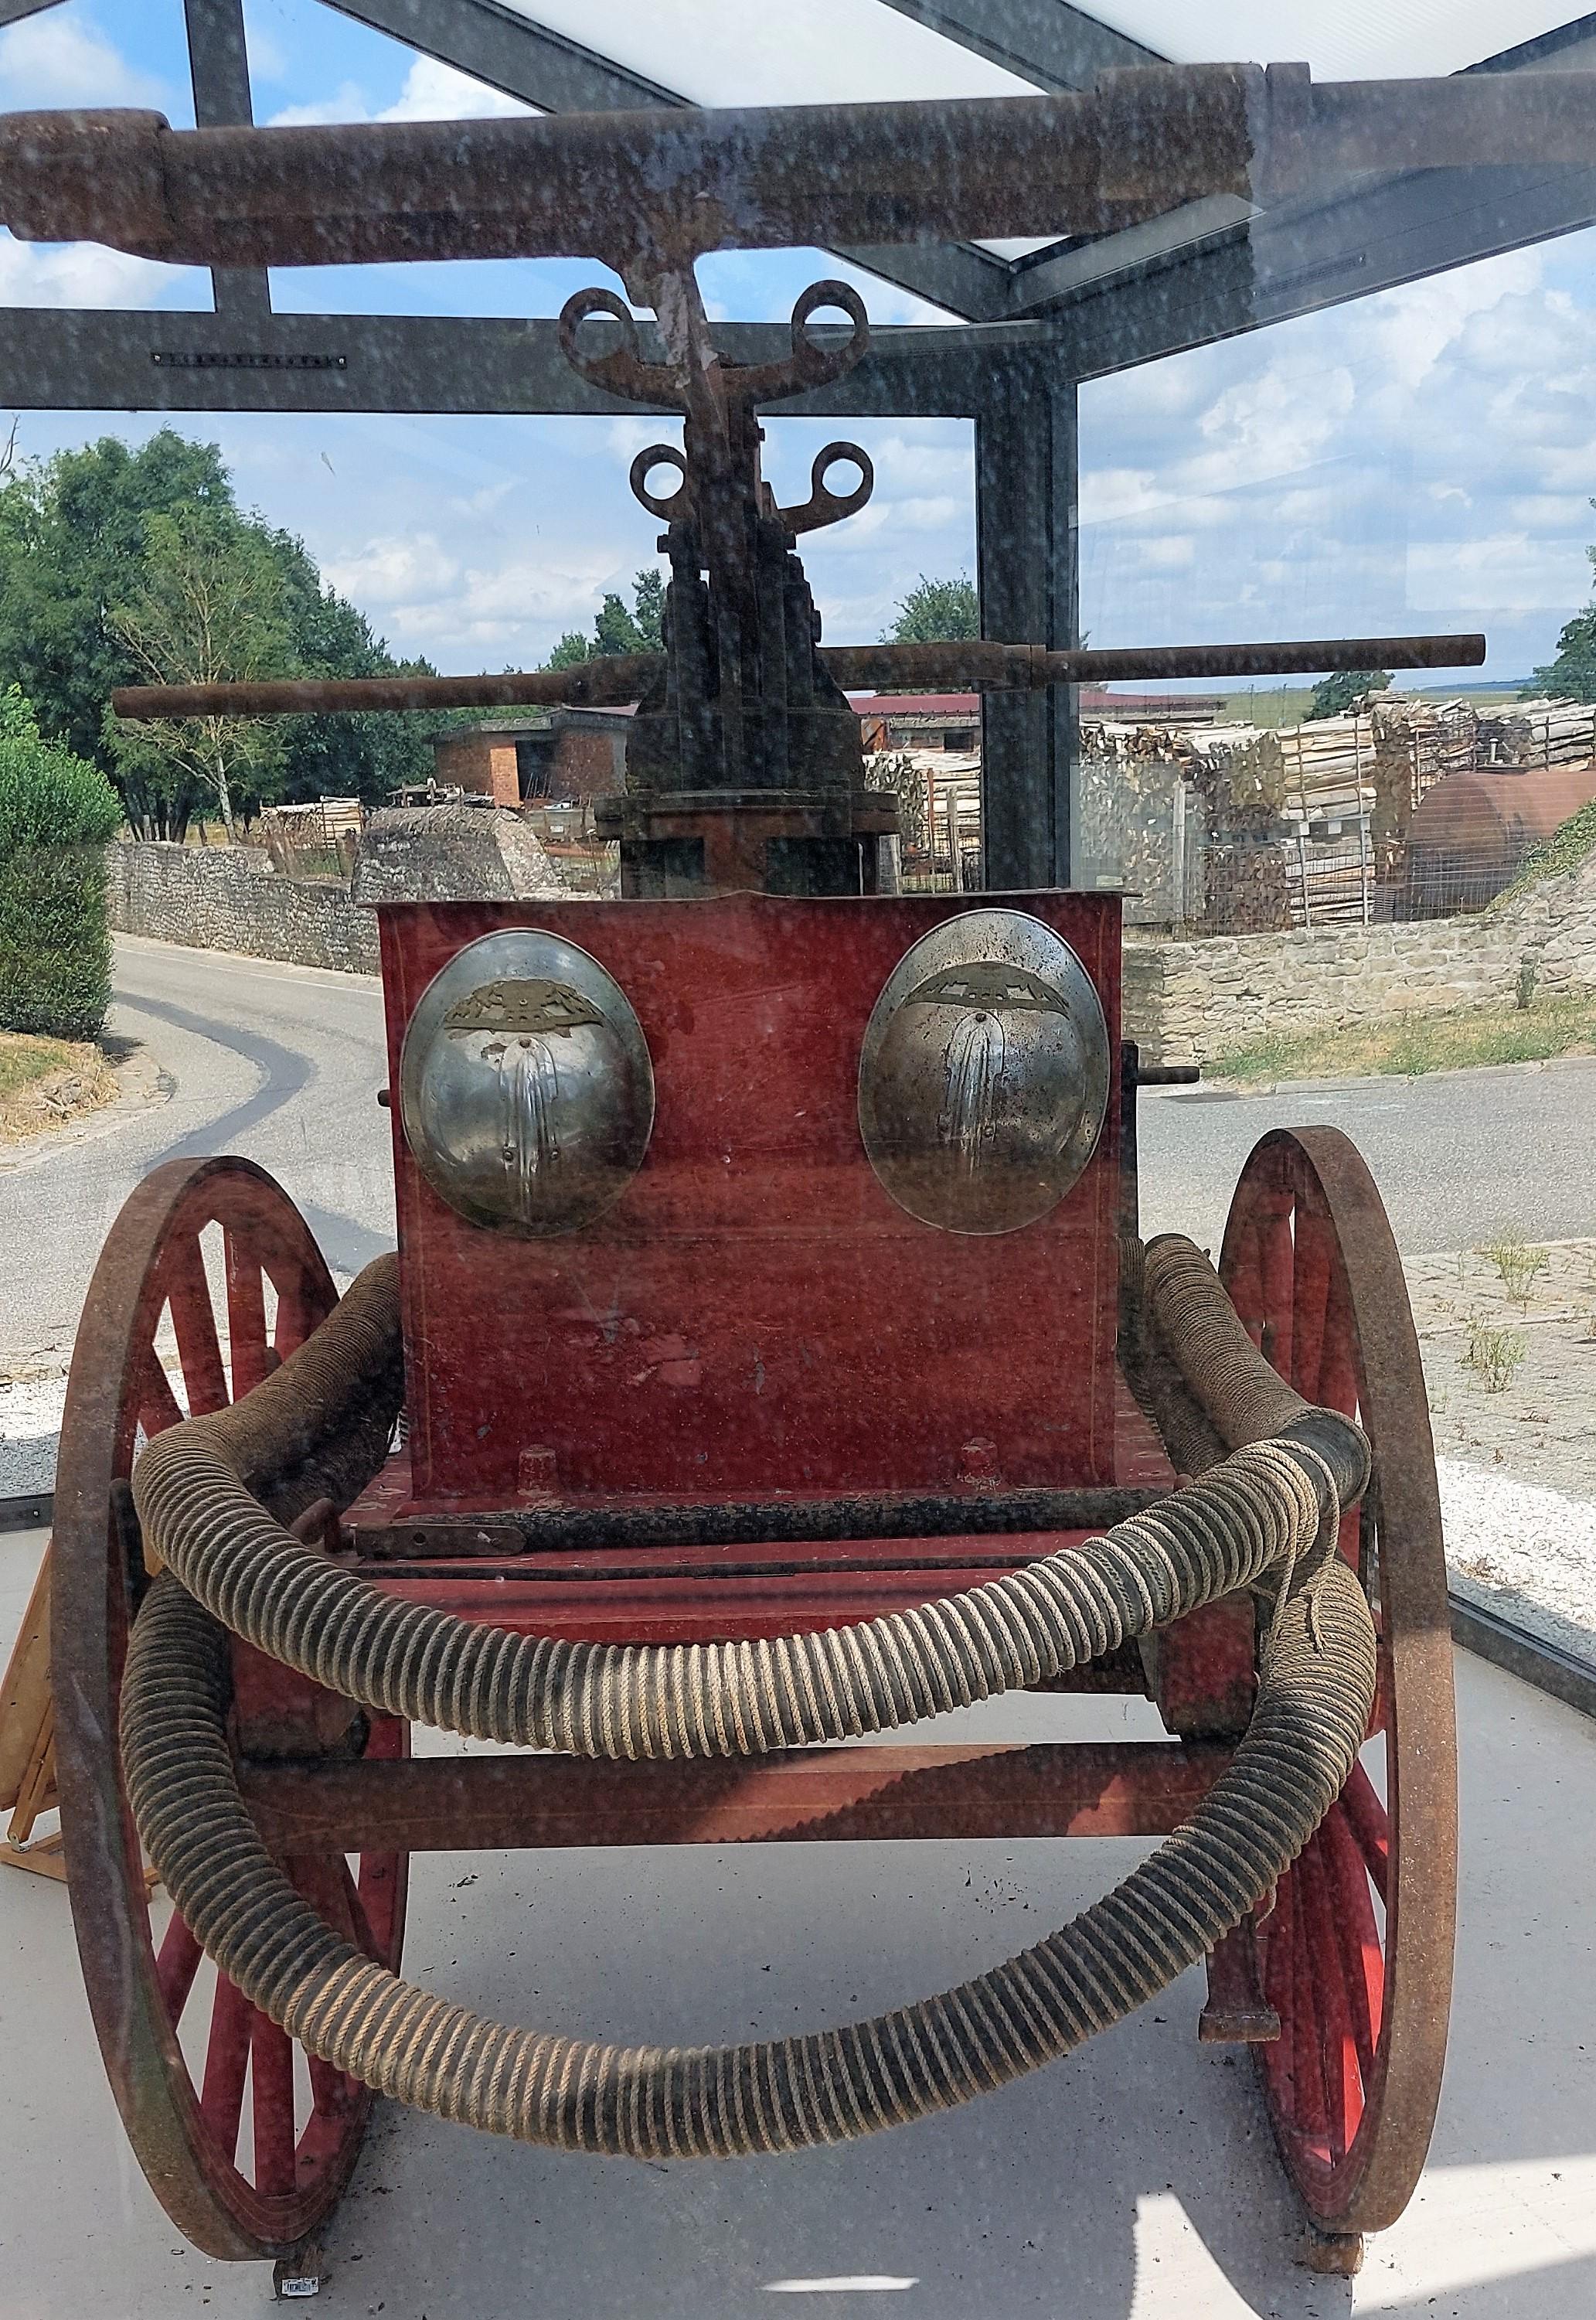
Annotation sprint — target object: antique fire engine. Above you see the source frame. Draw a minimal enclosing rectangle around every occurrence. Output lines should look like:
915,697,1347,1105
0,68,1482,2291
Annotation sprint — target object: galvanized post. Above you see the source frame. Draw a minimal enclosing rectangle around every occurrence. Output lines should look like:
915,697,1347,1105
183,0,271,328
975,360,1079,891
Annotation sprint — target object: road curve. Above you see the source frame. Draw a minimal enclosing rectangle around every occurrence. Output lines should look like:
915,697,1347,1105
4,935,1594,1364
0,936,393,1363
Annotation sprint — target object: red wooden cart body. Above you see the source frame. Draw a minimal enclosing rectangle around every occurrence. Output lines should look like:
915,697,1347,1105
373,891,1125,1512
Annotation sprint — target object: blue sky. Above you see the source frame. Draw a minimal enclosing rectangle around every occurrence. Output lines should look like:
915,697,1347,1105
2,0,1595,685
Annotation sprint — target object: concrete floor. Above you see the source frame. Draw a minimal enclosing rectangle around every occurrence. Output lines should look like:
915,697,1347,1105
3,1519,1594,2320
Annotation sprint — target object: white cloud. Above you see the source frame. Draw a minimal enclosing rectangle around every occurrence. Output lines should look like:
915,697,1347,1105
378,56,529,123
243,17,289,85
267,55,530,130
1407,533,1591,614
0,229,192,311
0,11,168,110
323,533,461,608
1193,361,1356,492
266,80,369,131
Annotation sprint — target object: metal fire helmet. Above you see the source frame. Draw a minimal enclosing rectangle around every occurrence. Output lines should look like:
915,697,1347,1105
399,928,655,1237
858,909,1110,1235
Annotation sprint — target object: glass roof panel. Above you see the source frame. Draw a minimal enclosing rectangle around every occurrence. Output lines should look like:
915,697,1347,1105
495,0,1040,105
1070,3,1583,80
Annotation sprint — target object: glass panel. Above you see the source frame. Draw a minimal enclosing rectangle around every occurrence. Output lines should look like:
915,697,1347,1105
3,40,1587,2319
0,0,209,309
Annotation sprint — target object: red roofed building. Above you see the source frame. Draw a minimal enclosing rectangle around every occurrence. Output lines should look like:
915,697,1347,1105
852,689,1224,750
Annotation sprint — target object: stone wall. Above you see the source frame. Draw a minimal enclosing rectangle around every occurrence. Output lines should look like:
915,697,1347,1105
104,827,1596,1061
1125,841,1596,1066
106,842,380,975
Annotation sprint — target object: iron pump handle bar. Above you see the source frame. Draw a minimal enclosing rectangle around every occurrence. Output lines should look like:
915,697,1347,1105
112,634,1487,724
3,66,1595,270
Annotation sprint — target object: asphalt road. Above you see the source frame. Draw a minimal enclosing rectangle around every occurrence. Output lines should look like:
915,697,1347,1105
0,935,395,1363
4,934,1596,1361
1138,1057,1596,1255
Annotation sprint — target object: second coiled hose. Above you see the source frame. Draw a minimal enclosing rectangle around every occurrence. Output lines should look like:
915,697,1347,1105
119,1234,1380,2157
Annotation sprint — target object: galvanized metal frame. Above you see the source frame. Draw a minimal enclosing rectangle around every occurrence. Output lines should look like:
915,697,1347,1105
4,0,1596,882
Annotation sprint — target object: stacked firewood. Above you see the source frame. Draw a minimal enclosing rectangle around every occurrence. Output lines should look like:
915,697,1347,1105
1474,697,1596,768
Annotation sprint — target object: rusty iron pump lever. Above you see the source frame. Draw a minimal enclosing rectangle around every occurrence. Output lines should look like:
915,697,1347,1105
5,66,1596,270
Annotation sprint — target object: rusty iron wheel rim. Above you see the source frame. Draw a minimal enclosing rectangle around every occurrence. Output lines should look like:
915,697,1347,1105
1219,1125,1458,2235
50,1156,409,2262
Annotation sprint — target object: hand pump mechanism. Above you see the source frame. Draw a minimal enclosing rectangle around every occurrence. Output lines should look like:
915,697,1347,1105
560,263,896,897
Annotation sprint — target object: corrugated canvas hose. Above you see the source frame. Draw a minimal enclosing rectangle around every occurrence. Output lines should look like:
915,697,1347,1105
121,1235,1378,2159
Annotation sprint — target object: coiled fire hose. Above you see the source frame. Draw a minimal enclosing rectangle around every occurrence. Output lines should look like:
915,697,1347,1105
120,1236,1378,2158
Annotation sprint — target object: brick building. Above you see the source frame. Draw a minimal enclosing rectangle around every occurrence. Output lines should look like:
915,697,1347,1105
429,707,634,807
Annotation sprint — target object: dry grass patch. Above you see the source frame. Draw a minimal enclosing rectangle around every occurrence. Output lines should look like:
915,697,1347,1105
1210,993,1596,1088
0,1028,116,1141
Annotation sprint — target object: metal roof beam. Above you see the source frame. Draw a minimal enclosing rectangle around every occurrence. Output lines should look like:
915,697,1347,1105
870,0,1162,92
1009,14,1596,340
0,305,1057,417
184,0,270,325
319,0,1012,319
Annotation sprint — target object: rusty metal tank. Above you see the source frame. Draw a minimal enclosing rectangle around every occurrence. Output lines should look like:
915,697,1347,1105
1404,764,1596,915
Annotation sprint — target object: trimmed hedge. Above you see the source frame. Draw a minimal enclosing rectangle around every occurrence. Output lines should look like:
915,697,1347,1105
0,687,123,1040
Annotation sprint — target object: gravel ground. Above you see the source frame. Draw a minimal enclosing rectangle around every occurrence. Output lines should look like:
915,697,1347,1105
1440,1456,1596,1661
1409,1238,1596,1503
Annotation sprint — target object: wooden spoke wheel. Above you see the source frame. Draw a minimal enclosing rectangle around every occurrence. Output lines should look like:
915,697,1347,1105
1219,1127,1457,2238
51,1157,410,2262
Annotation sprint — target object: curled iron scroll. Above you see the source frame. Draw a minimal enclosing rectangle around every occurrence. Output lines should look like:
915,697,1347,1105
629,442,692,523
780,442,874,536
557,286,686,409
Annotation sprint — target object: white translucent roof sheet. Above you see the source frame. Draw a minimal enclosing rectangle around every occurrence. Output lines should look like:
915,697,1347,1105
499,1,1587,97
1075,2,1582,80
497,0,1040,106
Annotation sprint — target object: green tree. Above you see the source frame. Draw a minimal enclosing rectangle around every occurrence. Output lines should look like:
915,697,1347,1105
259,523,446,810
546,630,593,669
0,428,447,829
544,569,665,666
0,431,237,778
882,572,979,645
1307,667,1391,721
0,686,122,1039
103,504,291,842
1532,502,1596,699
631,567,665,653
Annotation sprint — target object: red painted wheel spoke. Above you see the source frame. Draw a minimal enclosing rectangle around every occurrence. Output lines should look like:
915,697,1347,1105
339,1858,379,1958
1288,1864,1330,2155
1290,1204,1334,1403
138,1357,186,1438
357,1854,400,1963
306,2052,359,2124
1317,1258,1359,1422
199,1975,253,2157
155,1912,203,2023
273,1265,321,1361
1298,1835,1363,2165
1257,1879,1296,2114
224,1233,271,1398
1322,1803,1384,2079
1340,1761,1390,1908
290,1854,366,1952
249,2011,298,2198
165,1242,230,1416
1257,1199,1296,1383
